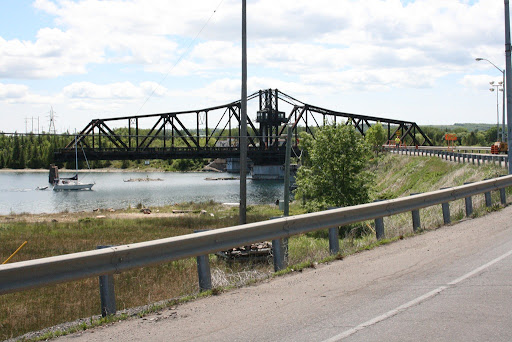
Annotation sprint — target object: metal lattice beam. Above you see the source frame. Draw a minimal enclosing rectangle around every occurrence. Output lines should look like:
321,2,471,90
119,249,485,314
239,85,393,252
55,89,432,163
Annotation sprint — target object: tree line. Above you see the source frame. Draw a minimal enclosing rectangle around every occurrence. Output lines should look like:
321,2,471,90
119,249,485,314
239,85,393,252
0,124,501,169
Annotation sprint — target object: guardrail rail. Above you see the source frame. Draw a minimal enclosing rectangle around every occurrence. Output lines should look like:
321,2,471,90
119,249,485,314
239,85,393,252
1,175,511,316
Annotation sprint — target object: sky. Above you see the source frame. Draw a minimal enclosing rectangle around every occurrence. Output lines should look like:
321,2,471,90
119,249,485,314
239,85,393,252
0,0,508,133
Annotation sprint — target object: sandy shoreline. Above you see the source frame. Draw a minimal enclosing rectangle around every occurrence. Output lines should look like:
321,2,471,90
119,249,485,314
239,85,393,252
0,209,194,223
0,168,213,173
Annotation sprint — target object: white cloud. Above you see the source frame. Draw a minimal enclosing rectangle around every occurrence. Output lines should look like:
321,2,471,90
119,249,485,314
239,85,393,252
0,0,509,130
62,81,169,100
460,74,504,89
0,83,53,104
0,83,29,99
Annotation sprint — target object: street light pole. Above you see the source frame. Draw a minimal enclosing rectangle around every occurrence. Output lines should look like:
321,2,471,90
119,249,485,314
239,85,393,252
490,82,504,141
239,0,248,224
476,58,506,141
505,0,512,174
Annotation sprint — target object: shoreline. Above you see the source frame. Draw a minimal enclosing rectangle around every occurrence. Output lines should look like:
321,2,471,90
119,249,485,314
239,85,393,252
0,168,220,173
0,201,243,223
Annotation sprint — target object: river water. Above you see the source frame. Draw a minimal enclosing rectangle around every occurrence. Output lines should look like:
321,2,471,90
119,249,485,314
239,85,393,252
0,171,284,215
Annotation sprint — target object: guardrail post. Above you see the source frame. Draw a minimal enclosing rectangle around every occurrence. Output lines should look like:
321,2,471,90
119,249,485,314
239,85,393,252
410,193,421,232
471,154,475,165
194,230,212,292
373,200,385,240
328,227,340,254
375,217,385,240
500,187,507,205
464,182,473,217
498,176,507,205
477,156,481,166
97,245,116,317
484,191,492,207
440,187,451,224
272,238,286,271
483,179,492,208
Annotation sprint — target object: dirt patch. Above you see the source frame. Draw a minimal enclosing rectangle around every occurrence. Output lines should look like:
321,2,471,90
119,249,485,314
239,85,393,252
0,211,187,223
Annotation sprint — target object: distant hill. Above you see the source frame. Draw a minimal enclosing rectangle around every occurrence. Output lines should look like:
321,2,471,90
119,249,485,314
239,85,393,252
423,123,497,132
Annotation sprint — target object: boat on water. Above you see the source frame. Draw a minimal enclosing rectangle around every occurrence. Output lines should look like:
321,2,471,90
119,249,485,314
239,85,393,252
53,136,94,191
53,175,94,191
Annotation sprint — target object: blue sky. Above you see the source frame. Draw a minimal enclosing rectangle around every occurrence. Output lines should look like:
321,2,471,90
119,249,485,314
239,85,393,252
0,0,508,133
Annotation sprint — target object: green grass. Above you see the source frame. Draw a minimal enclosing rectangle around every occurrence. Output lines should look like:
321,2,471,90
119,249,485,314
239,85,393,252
370,153,506,200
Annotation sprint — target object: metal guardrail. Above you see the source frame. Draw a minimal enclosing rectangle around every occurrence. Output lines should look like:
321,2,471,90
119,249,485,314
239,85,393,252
1,176,512,296
384,145,491,152
384,146,508,168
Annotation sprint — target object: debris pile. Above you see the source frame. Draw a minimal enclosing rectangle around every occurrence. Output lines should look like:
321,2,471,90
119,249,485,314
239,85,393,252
216,241,272,261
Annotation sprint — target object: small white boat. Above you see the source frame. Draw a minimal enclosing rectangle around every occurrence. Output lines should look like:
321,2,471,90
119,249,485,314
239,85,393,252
53,136,94,191
53,177,94,191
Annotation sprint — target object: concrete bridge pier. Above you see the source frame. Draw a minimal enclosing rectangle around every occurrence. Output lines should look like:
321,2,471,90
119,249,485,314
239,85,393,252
252,165,285,180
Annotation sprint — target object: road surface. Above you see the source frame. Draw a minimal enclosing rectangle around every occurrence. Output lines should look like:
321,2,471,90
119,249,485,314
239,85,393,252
57,206,512,341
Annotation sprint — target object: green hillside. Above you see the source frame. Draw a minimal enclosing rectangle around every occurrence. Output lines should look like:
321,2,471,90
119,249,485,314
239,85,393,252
371,153,505,200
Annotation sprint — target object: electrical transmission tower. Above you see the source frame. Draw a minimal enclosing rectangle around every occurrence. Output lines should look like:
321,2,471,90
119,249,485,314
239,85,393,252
48,107,57,134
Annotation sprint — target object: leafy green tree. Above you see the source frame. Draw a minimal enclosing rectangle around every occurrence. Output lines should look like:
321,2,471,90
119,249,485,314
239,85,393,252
295,124,373,212
365,122,387,156
484,126,499,145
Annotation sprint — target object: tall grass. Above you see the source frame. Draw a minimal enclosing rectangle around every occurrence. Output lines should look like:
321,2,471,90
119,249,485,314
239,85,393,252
0,154,508,340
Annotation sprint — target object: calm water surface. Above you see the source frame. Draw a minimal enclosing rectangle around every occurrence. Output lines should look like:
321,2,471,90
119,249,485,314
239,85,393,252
0,172,284,215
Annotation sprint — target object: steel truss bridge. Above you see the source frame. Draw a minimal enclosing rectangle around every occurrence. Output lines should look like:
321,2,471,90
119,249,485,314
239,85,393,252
54,89,432,164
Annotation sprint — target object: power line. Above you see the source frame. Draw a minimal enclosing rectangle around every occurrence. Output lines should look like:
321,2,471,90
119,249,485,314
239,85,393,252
134,0,225,116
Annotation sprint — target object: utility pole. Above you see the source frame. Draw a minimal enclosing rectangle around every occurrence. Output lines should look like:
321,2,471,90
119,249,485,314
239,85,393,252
283,124,292,216
239,0,248,224
505,0,512,174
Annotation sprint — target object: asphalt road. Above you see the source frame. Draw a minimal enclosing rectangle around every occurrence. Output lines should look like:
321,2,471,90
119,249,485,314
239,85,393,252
57,206,512,342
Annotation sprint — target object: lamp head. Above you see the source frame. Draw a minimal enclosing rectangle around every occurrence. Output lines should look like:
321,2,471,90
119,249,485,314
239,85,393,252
490,88,495,92
490,81,495,85
475,58,484,61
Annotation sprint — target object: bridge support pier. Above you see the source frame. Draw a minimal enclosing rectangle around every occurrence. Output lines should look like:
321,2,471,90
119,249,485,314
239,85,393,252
49,164,59,184
252,165,285,180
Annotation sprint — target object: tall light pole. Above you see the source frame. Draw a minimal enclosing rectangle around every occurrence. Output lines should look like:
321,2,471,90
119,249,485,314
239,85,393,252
476,58,506,141
239,0,248,224
505,0,512,174
490,81,504,141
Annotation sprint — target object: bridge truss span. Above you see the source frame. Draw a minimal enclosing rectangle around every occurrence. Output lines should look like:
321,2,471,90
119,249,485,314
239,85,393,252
55,89,432,163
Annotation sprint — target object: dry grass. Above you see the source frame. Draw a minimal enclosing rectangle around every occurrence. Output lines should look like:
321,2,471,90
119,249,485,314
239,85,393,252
1,154,509,340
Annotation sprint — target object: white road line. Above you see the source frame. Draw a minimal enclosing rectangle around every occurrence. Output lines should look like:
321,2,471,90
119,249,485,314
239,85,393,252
322,249,512,342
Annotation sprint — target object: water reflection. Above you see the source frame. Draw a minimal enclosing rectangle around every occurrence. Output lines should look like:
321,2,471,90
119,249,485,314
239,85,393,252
0,172,284,215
